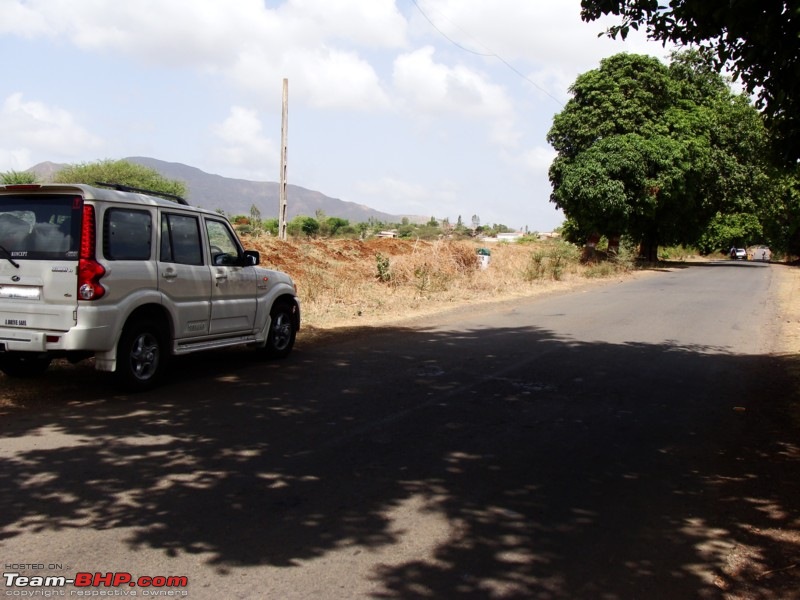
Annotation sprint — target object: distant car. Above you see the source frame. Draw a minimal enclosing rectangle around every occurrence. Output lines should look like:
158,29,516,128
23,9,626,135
730,248,747,260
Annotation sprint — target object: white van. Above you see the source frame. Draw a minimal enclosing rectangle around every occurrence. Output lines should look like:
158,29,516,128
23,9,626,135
0,183,300,390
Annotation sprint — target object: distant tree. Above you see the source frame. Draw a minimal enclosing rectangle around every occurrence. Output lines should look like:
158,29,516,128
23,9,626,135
325,217,349,237
249,204,262,225
1,170,37,184
262,218,280,236
696,212,763,254
300,217,320,237
471,214,480,230
335,224,358,238
453,215,470,236
580,0,800,162
53,160,186,200
415,223,443,240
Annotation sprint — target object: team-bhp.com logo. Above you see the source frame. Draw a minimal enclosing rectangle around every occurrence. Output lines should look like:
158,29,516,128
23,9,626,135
3,571,189,596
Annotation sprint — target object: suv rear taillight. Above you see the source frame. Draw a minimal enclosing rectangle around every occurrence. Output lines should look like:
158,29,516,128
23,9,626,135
78,204,106,300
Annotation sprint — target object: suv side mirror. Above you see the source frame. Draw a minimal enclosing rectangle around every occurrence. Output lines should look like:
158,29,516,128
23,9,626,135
243,250,260,266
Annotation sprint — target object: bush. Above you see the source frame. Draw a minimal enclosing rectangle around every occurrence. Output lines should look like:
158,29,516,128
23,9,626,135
376,253,392,282
522,241,580,281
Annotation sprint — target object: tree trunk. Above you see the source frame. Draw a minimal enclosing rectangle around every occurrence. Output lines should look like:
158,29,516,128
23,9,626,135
639,235,659,262
608,234,621,256
583,232,601,261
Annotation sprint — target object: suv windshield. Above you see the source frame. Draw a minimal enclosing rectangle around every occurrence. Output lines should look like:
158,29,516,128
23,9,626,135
0,194,81,260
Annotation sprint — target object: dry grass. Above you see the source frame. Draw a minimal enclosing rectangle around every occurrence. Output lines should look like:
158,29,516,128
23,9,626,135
243,236,635,329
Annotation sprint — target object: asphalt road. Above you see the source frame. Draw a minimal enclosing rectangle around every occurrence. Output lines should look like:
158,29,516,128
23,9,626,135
2,261,799,599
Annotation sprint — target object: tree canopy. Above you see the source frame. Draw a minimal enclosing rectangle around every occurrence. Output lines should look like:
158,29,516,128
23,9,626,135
0,170,37,184
580,0,800,162
53,159,187,200
548,51,773,259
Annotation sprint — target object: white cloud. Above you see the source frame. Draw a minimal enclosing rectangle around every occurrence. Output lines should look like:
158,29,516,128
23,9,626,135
0,0,404,111
414,0,665,67
393,46,512,118
410,0,672,102
392,46,520,153
0,0,266,65
279,0,407,48
210,106,278,179
231,46,391,111
520,145,557,174
0,93,102,169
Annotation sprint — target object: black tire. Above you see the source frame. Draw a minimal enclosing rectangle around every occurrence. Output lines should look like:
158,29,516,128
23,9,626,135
0,353,51,378
114,319,167,391
261,302,297,359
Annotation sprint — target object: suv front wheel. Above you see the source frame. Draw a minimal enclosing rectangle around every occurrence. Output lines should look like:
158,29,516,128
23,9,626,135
260,302,297,359
115,319,167,392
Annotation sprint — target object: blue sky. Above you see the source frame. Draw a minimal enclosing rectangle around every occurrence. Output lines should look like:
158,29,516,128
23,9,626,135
0,0,671,231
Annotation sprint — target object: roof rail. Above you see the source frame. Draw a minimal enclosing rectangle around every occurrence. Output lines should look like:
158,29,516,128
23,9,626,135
94,182,189,205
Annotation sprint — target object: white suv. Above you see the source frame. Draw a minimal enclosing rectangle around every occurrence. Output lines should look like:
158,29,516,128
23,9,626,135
0,183,300,390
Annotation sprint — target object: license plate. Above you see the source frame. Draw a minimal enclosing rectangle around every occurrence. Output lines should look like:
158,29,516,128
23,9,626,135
0,285,41,300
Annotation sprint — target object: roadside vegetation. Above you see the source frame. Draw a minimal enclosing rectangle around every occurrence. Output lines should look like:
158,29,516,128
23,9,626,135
240,234,650,329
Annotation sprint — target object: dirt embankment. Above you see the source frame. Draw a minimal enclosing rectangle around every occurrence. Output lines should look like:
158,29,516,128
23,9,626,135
241,236,634,330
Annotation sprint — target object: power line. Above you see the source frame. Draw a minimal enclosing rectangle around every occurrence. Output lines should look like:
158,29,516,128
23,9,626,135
410,0,495,57
409,0,564,107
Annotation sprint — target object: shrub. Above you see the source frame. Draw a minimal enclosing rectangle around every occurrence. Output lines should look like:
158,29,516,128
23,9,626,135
376,253,392,282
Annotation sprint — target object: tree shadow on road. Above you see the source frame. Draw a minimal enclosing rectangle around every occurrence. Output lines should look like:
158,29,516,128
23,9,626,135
1,323,798,599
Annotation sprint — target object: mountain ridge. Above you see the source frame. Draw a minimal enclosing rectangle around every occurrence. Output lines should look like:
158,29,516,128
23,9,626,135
26,157,421,224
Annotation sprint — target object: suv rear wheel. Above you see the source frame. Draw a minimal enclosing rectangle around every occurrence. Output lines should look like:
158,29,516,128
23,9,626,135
115,319,167,391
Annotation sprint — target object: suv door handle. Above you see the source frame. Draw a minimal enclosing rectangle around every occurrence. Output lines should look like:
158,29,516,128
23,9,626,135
215,273,228,281
162,271,178,280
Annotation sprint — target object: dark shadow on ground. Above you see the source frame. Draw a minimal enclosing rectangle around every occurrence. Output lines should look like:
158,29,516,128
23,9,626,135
1,319,798,599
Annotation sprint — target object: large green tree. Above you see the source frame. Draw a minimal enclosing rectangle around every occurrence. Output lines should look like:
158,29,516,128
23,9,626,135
548,51,773,259
580,0,800,162
53,159,187,200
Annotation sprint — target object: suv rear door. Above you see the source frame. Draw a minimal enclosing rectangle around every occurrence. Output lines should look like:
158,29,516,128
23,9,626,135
158,211,213,338
0,191,81,334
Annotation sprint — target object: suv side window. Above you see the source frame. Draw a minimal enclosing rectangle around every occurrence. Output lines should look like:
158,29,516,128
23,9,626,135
160,213,203,266
104,209,152,261
205,219,242,266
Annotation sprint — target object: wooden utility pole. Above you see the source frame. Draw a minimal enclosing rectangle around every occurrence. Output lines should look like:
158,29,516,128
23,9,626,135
278,78,289,240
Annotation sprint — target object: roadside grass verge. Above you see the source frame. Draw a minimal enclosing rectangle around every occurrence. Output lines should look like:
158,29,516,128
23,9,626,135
243,236,640,328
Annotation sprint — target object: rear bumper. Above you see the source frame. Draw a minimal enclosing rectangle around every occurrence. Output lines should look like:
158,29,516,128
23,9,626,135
0,323,115,353
0,328,47,352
